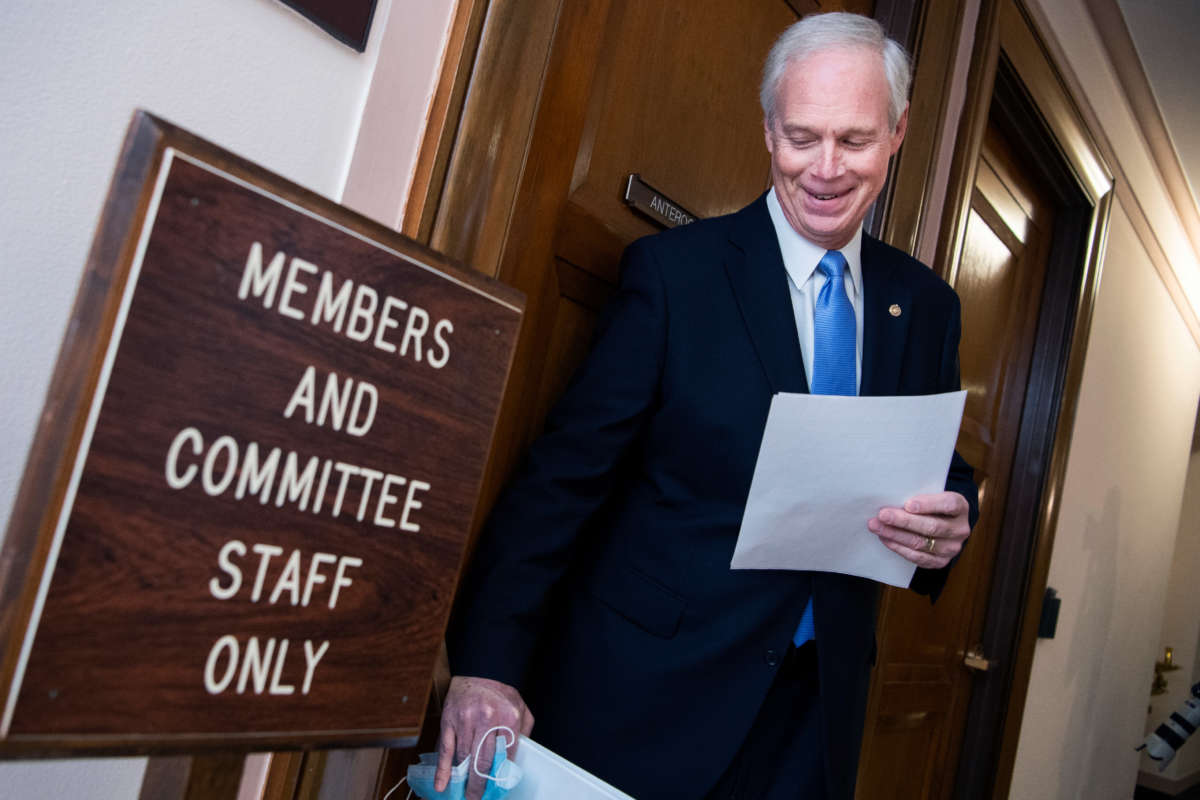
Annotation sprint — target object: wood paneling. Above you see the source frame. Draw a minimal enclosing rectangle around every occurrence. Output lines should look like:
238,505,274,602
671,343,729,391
428,0,565,277
138,753,244,800
294,748,386,800
998,4,1109,203
260,753,305,800
879,0,974,254
402,0,490,244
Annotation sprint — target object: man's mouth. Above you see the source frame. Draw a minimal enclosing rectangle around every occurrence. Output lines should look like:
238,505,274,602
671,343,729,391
807,188,846,201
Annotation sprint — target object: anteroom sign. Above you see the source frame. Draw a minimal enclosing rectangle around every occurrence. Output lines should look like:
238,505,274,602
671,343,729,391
0,113,523,753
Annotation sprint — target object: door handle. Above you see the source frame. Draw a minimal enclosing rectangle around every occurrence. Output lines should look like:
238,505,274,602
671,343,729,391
964,646,992,672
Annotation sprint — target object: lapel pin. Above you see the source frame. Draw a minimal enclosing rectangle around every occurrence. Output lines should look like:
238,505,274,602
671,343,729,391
889,304,902,317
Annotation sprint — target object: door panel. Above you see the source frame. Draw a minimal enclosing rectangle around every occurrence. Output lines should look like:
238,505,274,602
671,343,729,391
855,119,1055,800
485,0,812,497
562,0,796,273
537,0,801,437
531,261,615,425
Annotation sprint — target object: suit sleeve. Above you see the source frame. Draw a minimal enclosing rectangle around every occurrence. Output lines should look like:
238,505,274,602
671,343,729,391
447,238,668,687
910,290,980,600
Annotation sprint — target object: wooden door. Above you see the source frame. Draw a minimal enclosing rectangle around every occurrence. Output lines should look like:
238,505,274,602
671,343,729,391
855,117,1057,799
447,0,815,493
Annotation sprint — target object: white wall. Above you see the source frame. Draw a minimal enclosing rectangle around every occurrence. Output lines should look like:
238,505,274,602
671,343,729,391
0,0,456,797
1009,203,1200,799
0,0,392,536
1144,444,1200,784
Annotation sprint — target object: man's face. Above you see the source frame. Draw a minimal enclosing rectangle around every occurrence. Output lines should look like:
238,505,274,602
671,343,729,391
764,46,908,250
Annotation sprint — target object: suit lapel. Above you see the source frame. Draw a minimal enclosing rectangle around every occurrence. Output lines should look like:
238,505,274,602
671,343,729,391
723,204,912,397
860,234,911,397
723,196,809,394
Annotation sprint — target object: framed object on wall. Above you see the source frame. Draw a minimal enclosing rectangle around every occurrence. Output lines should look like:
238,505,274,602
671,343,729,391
279,0,378,52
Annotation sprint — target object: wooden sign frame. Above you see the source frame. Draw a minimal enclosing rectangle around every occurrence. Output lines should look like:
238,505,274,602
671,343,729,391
0,111,524,756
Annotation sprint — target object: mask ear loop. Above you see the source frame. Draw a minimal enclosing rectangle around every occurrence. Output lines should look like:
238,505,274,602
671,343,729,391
472,725,517,781
380,775,413,800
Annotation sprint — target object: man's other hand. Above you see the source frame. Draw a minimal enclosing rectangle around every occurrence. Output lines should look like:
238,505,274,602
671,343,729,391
868,491,971,569
436,675,534,800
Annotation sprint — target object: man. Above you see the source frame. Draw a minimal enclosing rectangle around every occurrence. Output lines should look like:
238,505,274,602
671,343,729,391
437,12,978,800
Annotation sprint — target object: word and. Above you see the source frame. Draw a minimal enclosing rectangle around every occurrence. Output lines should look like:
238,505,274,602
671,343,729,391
284,366,377,437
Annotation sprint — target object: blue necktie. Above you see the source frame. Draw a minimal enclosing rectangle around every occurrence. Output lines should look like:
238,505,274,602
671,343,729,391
794,250,855,648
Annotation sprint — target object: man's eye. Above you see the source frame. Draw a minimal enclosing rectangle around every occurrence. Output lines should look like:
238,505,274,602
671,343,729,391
842,139,868,149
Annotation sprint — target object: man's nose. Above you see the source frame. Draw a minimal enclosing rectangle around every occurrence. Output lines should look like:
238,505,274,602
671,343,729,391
812,142,844,178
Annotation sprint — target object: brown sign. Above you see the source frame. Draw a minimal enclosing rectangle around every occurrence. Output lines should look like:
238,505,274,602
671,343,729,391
0,113,523,754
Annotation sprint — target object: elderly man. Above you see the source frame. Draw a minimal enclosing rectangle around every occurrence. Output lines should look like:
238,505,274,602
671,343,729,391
437,12,977,800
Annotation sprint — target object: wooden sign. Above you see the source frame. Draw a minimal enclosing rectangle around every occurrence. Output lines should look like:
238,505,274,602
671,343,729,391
0,112,524,754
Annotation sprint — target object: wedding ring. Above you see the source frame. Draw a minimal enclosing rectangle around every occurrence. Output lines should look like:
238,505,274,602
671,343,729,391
924,536,936,554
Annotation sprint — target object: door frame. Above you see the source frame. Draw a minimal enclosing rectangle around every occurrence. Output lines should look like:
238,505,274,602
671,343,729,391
893,1,1112,797
948,53,1108,800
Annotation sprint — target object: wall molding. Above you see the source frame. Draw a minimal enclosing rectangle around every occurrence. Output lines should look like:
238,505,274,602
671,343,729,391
1023,0,1200,348
1085,0,1200,266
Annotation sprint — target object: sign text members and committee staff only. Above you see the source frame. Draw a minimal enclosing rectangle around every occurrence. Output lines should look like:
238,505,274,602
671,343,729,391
0,113,523,753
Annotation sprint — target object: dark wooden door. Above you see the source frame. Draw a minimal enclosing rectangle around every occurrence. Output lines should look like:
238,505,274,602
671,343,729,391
452,0,813,492
855,117,1057,799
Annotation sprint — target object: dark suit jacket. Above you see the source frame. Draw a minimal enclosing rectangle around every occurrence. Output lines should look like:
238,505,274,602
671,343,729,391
448,194,978,800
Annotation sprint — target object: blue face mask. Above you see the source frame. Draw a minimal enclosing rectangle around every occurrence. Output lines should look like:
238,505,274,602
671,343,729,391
388,726,523,800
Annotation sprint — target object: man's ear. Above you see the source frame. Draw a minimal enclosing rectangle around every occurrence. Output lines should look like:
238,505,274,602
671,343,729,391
763,117,775,155
890,104,909,154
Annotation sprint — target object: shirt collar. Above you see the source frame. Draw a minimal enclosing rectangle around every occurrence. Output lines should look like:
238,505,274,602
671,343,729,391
766,187,863,298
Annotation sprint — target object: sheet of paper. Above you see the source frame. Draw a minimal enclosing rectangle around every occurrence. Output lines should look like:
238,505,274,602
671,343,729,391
730,390,967,588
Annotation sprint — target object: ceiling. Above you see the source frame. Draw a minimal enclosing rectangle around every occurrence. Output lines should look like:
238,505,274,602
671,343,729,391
1117,0,1200,208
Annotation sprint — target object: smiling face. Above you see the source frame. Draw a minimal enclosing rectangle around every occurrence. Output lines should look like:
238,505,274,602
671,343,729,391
764,45,908,250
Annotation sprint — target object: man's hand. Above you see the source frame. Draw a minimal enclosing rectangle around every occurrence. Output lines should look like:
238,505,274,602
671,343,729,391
436,676,534,800
868,491,971,569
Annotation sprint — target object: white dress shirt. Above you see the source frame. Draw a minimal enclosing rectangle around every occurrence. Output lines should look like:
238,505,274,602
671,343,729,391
765,187,864,393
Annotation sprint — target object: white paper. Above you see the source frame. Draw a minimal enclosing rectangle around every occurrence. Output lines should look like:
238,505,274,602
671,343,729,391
509,738,636,800
730,390,967,588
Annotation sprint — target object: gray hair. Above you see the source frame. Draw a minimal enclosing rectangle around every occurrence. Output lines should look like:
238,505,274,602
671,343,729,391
760,12,912,130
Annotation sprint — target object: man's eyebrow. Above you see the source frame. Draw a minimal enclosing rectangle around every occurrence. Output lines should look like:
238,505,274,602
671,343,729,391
778,123,882,138
777,123,818,136
837,127,883,137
